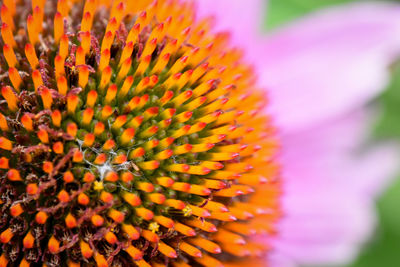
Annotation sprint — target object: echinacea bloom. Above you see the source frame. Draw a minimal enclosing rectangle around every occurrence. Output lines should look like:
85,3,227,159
0,1,399,267
197,0,400,266
0,0,280,266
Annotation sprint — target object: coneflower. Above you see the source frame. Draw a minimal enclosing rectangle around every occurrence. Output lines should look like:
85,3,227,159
0,0,280,266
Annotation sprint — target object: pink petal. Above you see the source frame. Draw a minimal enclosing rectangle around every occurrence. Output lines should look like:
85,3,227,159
194,0,265,58
256,2,400,133
269,109,400,265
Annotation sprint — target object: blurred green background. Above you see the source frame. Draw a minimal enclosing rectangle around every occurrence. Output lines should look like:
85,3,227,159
265,1,400,266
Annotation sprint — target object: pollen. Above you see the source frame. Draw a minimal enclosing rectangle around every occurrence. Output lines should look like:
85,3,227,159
0,0,281,266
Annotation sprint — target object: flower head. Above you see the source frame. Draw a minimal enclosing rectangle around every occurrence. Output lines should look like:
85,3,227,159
0,0,280,266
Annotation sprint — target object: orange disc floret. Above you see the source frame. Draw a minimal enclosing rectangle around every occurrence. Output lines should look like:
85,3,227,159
0,0,280,266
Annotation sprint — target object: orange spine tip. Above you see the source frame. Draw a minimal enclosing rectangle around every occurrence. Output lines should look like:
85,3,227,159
32,70,44,91
7,169,22,181
33,6,44,32
138,125,159,138
40,88,53,110
108,209,125,223
105,231,118,244
67,123,78,137
135,76,150,94
117,58,132,81
125,245,143,260
23,232,35,249
8,67,22,91
135,207,154,221
4,0,15,15
168,125,190,139
111,115,127,129
3,44,17,67
0,254,9,267
54,12,64,43
128,147,145,159
54,54,65,78
178,241,202,258
154,149,173,160
86,90,97,107
78,193,90,205
60,34,69,59
154,215,174,228
78,65,89,88
73,150,84,162
164,199,185,210
35,211,48,224
1,5,14,30
171,181,190,192
104,171,118,182
94,253,108,267
27,15,39,45
121,171,134,183
65,213,77,228
0,137,12,151
81,12,93,32
80,31,91,54
99,49,110,71
67,94,79,114
185,219,217,232
113,154,127,164
1,23,16,47
0,157,9,169
57,76,68,95
152,53,170,73
123,192,141,207
122,223,140,240
0,113,8,132
141,229,159,242
21,113,34,131
105,17,119,34
10,203,23,217
101,31,114,52
100,66,112,90
94,122,105,136
76,46,86,66
1,86,18,112
101,105,113,120
56,0,69,17
25,43,39,68
142,38,157,58
0,228,13,243
174,222,196,237
26,183,39,194
136,54,151,75
118,75,134,99
102,139,115,150
99,191,113,203
157,242,177,258
63,171,74,183
82,107,94,126
188,237,221,254
119,42,134,66
80,240,94,259
137,182,154,193
58,190,70,203
83,0,97,16
51,110,62,127
120,128,135,145
91,214,104,227
105,84,118,104
126,23,140,44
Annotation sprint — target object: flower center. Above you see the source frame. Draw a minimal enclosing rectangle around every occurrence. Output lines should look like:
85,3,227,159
0,0,281,266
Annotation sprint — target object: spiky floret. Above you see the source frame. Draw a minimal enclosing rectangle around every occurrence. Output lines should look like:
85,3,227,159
0,0,281,266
